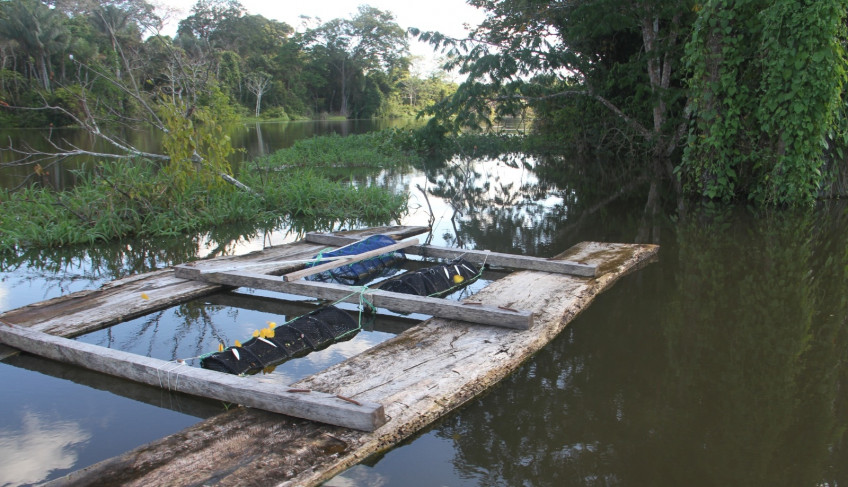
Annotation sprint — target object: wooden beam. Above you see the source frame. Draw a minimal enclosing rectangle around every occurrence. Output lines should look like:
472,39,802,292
281,238,419,282
304,233,598,277
174,267,533,330
204,292,421,335
0,322,386,432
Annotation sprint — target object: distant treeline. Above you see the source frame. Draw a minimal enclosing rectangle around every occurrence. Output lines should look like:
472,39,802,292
0,0,456,127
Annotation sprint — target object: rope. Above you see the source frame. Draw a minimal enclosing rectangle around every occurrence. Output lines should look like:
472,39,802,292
156,360,187,391
192,247,483,372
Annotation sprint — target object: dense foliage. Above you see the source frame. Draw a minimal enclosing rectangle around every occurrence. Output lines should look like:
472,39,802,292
683,0,848,205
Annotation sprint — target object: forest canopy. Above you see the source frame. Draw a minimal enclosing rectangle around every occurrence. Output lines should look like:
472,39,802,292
0,0,455,124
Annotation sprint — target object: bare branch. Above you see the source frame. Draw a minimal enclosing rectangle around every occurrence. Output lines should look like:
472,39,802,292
497,89,653,138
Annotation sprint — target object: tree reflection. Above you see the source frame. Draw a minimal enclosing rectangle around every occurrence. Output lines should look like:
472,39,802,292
0,214,397,301
418,151,656,257
431,203,848,486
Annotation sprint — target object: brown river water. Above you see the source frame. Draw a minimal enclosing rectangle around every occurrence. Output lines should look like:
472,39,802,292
1,120,846,486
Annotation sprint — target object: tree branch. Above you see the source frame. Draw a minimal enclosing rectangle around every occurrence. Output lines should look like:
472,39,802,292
497,89,652,138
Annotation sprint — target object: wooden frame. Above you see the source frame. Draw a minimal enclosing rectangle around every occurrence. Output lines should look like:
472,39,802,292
304,233,598,277
0,321,386,431
173,266,534,330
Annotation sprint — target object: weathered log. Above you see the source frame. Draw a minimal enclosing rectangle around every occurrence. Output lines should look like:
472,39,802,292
0,322,386,431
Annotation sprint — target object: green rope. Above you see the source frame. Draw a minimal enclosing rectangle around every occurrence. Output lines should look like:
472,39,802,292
309,247,333,267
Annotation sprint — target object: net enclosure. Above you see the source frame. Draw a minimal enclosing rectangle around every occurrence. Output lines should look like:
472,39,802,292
379,259,480,297
306,234,406,285
201,306,358,375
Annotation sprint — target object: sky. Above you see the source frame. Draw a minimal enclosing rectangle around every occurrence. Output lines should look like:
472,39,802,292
159,0,488,74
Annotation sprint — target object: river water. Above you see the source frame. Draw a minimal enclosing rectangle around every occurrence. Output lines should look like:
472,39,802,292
1,121,846,486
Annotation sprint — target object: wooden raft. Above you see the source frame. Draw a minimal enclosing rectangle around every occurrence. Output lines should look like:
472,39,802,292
0,226,428,431
39,239,658,487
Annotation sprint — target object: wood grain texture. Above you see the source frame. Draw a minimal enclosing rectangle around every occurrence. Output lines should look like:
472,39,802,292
175,267,533,329
305,232,598,277
44,241,658,487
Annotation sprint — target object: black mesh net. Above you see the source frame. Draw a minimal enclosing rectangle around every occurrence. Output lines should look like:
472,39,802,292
307,234,406,285
379,259,480,297
200,306,359,375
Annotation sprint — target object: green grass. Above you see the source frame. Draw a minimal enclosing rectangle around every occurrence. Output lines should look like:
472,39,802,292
258,130,423,169
0,131,414,252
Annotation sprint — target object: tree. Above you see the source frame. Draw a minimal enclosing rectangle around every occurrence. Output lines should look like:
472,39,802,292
177,0,245,44
245,71,270,117
415,0,694,215
2,1,251,194
0,0,70,91
304,6,409,117
90,1,160,79
682,0,848,206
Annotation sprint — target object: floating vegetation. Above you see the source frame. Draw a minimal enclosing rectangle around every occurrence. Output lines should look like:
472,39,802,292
0,132,412,251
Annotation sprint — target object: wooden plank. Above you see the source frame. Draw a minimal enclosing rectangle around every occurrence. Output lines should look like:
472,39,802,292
281,238,419,281
204,292,421,335
305,232,598,277
0,321,386,432
174,266,533,329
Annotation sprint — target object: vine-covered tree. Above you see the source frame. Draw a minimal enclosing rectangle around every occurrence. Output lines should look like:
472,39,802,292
682,0,848,206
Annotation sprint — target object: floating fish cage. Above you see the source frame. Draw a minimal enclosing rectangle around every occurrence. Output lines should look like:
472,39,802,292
380,259,480,297
200,306,359,375
306,234,406,285
201,237,482,375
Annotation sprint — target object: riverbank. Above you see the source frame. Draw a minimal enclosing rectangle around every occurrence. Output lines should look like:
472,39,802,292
0,131,419,252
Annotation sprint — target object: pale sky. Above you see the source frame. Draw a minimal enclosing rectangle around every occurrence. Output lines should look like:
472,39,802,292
159,0,488,74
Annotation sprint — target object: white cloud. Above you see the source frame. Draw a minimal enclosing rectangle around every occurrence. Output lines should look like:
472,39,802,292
0,412,91,487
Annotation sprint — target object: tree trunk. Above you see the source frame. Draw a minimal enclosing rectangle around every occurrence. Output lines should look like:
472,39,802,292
38,52,51,92
339,57,349,117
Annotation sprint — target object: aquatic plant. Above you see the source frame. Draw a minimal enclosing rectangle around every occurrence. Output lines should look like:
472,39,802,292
0,133,409,251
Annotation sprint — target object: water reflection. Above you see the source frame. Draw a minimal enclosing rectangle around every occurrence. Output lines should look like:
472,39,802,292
417,152,647,254
0,354,202,486
355,203,848,486
656,205,848,486
0,411,90,487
